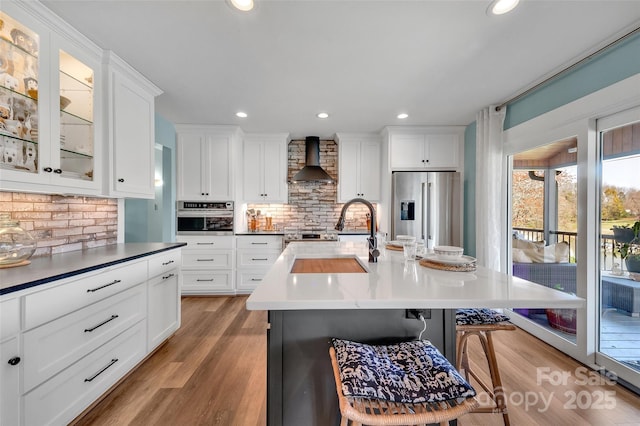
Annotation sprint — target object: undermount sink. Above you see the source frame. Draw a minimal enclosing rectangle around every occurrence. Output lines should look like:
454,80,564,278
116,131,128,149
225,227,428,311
291,256,367,273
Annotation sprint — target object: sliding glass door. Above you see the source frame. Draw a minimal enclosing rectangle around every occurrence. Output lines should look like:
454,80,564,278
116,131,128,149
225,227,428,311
596,108,640,390
509,138,580,354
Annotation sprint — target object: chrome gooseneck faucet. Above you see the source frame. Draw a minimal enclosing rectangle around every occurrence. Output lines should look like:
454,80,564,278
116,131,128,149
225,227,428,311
335,198,379,263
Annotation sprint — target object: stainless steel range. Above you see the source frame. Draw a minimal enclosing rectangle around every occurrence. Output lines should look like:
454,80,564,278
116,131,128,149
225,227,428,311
283,227,338,248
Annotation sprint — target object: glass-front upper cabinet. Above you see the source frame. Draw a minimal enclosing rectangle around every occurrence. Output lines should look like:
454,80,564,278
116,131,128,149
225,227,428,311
0,11,40,174
0,5,101,194
58,49,94,181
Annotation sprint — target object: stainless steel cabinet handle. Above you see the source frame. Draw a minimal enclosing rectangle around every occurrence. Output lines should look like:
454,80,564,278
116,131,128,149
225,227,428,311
252,258,268,261
196,258,214,262
7,357,20,366
196,242,214,245
87,279,122,293
84,315,119,333
196,279,214,282
84,358,118,382
162,260,175,265
162,273,175,280
250,278,262,281
251,242,268,245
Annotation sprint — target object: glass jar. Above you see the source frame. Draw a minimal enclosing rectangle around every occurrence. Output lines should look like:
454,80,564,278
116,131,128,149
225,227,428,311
0,213,36,266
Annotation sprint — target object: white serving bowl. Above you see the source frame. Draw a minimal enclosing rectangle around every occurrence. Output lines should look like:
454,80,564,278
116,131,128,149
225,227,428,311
396,235,416,243
434,245,464,258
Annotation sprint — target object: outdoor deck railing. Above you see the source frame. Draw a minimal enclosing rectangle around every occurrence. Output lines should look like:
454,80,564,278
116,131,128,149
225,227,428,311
512,227,619,270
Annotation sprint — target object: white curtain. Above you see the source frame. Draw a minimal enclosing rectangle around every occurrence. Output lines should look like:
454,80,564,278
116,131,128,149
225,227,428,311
475,106,506,270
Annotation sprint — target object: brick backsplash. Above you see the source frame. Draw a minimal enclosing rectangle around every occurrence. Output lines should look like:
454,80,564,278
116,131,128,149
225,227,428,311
247,139,374,232
0,191,118,257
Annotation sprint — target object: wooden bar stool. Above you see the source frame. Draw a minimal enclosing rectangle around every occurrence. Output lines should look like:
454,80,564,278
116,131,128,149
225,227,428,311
455,309,517,426
330,338,478,426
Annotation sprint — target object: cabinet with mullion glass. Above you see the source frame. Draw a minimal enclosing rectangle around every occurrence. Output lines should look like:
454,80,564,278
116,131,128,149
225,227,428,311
0,12,40,175
0,6,100,192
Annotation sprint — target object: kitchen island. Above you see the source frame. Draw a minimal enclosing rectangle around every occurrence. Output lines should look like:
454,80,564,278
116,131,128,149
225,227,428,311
246,241,585,426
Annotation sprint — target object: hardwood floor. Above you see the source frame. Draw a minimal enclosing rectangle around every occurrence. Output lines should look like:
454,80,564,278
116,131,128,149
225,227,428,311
75,296,640,426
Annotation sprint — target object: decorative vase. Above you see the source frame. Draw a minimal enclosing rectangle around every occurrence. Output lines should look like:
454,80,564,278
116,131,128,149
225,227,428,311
545,308,576,334
0,213,36,266
613,227,635,244
625,256,640,273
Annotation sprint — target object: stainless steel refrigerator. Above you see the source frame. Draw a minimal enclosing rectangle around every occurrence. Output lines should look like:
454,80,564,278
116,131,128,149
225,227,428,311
391,171,461,248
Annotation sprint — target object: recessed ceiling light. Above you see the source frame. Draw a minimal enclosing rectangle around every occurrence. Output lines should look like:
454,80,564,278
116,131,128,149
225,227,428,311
487,0,520,15
317,112,329,119
228,0,254,12
397,113,409,119
236,111,248,118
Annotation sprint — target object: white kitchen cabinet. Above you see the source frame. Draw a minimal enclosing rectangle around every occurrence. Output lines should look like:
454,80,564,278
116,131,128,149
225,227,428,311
147,250,181,351
236,235,282,293
23,320,147,426
105,51,162,199
0,246,183,425
242,134,288,202
22,283,147,393
336,134,381,202
0,297,20,426
176,125,238,201
0,4,104,196
177,235,235,294
386,127,464,170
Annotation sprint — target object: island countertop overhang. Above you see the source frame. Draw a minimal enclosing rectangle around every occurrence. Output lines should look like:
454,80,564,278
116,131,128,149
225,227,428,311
246,241,585,311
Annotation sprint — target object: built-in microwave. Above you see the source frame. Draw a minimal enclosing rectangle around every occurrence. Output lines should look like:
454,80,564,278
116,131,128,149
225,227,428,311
176,201,234,235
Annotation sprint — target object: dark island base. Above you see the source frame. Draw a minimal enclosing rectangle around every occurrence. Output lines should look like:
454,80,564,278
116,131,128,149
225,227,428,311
267,309,457,426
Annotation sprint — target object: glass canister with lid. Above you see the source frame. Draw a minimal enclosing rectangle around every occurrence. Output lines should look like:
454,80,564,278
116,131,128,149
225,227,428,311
0,213,36,266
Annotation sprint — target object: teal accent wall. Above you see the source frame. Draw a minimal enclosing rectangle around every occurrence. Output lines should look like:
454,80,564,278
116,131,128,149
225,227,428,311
463,31,640,252
124,114,177,242
504,32,640,130
463,122,476,257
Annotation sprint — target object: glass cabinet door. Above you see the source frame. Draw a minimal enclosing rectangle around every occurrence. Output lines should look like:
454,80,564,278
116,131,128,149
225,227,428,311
0,11,40,175
58,49,94,181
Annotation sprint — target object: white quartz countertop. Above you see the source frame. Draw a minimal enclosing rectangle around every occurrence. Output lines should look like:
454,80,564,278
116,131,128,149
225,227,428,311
246,241,586,310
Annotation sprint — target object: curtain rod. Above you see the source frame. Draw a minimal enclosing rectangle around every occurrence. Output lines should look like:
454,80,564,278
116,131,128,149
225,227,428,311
495,26,640,112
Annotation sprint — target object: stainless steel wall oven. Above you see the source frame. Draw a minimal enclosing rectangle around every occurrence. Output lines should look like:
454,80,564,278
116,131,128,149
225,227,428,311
176,201,234,235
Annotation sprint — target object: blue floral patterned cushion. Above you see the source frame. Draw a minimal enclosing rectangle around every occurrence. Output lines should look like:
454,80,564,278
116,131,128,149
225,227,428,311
331,338,476,404
456,308,510,325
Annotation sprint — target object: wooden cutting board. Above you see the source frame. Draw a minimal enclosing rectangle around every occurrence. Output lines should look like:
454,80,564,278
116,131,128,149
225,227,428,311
291,258,367,273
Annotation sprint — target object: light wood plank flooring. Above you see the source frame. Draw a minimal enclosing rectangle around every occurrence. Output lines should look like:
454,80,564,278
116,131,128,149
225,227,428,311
74,296,640,426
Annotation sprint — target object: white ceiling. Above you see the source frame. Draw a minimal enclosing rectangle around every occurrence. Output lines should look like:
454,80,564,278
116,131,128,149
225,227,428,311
41,0,640,139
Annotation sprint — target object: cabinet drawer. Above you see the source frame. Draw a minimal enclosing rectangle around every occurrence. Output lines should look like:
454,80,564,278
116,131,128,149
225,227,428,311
181,270,233,293
236,235,283,249
237,250,280,268
23,320,146,426
23,284,146,392
148,249,181,278
182,250,233,269
177,235,234,249
0,297,20,340
24,260,147,330
236,270,268,291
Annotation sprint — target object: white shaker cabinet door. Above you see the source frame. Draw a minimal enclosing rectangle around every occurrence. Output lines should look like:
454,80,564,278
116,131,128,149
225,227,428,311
110,72,156,198
177,133,208,200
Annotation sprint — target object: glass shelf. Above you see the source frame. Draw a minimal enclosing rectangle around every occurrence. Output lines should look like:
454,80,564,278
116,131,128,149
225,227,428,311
0,33,39,59
60,109,93,125
60,147,93,159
